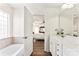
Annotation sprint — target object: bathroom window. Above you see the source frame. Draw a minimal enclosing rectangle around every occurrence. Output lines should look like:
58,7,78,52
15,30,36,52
0,10,10,39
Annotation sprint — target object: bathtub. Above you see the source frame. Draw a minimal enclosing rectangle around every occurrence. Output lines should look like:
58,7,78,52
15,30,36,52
0,44,24,56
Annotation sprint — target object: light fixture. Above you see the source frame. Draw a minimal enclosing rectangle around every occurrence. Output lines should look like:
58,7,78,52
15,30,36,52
61,3,74,9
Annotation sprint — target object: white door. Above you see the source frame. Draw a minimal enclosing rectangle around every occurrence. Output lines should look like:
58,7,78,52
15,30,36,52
24,7,33,56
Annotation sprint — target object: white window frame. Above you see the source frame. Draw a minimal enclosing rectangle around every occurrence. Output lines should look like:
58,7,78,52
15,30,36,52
0,9,10,39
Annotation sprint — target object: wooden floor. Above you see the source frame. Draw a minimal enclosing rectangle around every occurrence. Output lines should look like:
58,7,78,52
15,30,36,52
31,40,52,56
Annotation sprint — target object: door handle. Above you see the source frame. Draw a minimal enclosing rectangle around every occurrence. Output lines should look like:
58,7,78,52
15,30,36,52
24,36,27,39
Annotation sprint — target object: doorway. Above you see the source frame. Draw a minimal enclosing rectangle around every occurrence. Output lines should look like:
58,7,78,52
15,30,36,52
31,15,51,56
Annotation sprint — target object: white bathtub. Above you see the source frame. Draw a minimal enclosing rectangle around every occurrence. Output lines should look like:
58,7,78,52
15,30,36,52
0,44,24,56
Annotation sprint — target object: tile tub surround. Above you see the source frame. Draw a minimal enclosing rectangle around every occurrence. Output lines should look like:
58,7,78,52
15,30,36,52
0,37,13,48
0,37,24,49
12,37,24,44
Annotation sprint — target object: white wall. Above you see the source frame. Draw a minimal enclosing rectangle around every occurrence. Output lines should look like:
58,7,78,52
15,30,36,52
13,7,24,37
13,7,24,43
60,16,73,35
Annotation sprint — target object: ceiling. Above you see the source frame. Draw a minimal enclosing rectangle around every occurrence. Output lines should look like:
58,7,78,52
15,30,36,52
25,3,79,16
9,3,79,17
25,3,63,15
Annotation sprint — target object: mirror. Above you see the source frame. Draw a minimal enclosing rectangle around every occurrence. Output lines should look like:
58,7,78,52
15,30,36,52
73,14,79,37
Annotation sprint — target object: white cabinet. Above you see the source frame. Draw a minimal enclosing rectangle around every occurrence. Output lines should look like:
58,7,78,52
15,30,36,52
50,36,63,56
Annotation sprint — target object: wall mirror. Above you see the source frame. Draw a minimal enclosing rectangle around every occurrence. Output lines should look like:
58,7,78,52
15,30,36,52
73,14,79,36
